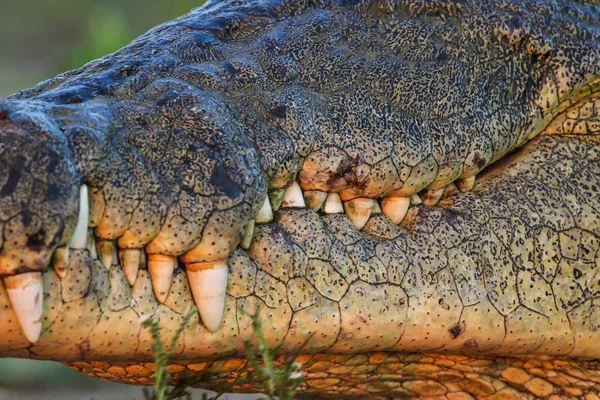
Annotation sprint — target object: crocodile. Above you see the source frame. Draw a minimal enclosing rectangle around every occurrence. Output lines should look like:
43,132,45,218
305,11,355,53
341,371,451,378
1,0,600,398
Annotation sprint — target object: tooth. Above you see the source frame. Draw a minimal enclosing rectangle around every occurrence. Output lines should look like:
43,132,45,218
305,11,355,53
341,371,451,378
268,189,285,211
421,188,445,206
457,176,476,192
186,260,228,332
4,272,43,343
343,198,376,230
304,190,328,212
371,201,382,215
280,182,305,208
69,185,89,249
240,219,255,250
323,192,344,214
147,254,176,303
96,240,116,269
443,182,459,198
52,245,70,279
255,196,273,223
381,196,410,224
87,230,98,259
410,193,422,205
119,249,141,286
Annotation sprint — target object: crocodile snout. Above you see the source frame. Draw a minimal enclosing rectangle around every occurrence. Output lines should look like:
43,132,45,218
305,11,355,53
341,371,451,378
0,99,80,341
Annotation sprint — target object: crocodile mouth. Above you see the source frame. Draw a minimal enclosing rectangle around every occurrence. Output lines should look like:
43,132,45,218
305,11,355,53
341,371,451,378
1,0,600,397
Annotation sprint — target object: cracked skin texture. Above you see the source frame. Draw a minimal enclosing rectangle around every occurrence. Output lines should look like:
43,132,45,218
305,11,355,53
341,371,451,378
1,0,600,398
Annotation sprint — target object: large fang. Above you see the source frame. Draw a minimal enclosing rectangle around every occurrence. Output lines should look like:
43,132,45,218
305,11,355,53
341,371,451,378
255,196,273,223
421,187,445,206
96,240,116,269
4,272,43,343
323,192,344,214
147,254,176,303
280,182,305,208
343,198,376,230
381,196,410,224
69,185,89,249
186,260,228,332
304,190,328,212
52,245,70,278
119,249,141,286
457,176,476,192
240,219,255,250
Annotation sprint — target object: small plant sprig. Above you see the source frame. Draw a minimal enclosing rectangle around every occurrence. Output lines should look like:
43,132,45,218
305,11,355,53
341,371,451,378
142,307,198,400
239,310,307,400
142,308,308,400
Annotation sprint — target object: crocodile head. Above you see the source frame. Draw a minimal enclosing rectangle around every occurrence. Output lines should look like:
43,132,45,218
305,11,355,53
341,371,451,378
1,0,600,398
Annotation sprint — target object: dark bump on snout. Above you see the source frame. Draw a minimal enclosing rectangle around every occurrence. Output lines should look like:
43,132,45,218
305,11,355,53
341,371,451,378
449,322,465,339
0,163,24,198
26,229,47,252
210,163,242,200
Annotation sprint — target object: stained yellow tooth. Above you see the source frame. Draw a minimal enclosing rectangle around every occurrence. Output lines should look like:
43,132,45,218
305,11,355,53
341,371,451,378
240,219,255,250
280,182,305,208
303,190,328,212
343,198,376,230
70,185,89,249
372,201,382,215
421,187,445,206
443,182,459,199
52,245,70,279
323,192,344,214
119,249,141,286
410,193,422,205
268,189,285,212
4,272,43,343
381,196,410,224
96,240,116,269
147,254,176,303
186,260,228,332
457,175,476,192
255,196,273,223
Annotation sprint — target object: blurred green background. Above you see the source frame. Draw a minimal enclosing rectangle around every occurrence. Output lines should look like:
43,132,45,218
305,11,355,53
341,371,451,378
0,1,265,399
0,0,203,97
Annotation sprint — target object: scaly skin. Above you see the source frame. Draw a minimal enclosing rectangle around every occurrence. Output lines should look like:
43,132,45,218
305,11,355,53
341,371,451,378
1,0,600,398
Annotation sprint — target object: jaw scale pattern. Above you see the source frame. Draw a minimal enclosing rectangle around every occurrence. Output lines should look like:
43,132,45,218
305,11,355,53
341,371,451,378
1,0,600,397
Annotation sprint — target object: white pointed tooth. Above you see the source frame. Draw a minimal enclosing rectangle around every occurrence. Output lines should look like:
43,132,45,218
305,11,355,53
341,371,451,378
52,245,70,279
70,185,89,249
323,192,344,214
280,182,305,208
303,190,328,212
119,249,141,286
255,196,273,223
381,196,411,224
240,219,255,250
421,187,445,206
268,189,285,212
457,176,476,192
96,240,115,269
87,230,98,259
410,193,422,206
186,260,228,332
4,272,43,343
147,254,176,303
343,198,376,230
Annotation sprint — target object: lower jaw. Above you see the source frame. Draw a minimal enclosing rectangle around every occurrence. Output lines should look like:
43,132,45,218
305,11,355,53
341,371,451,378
0,135,599,398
